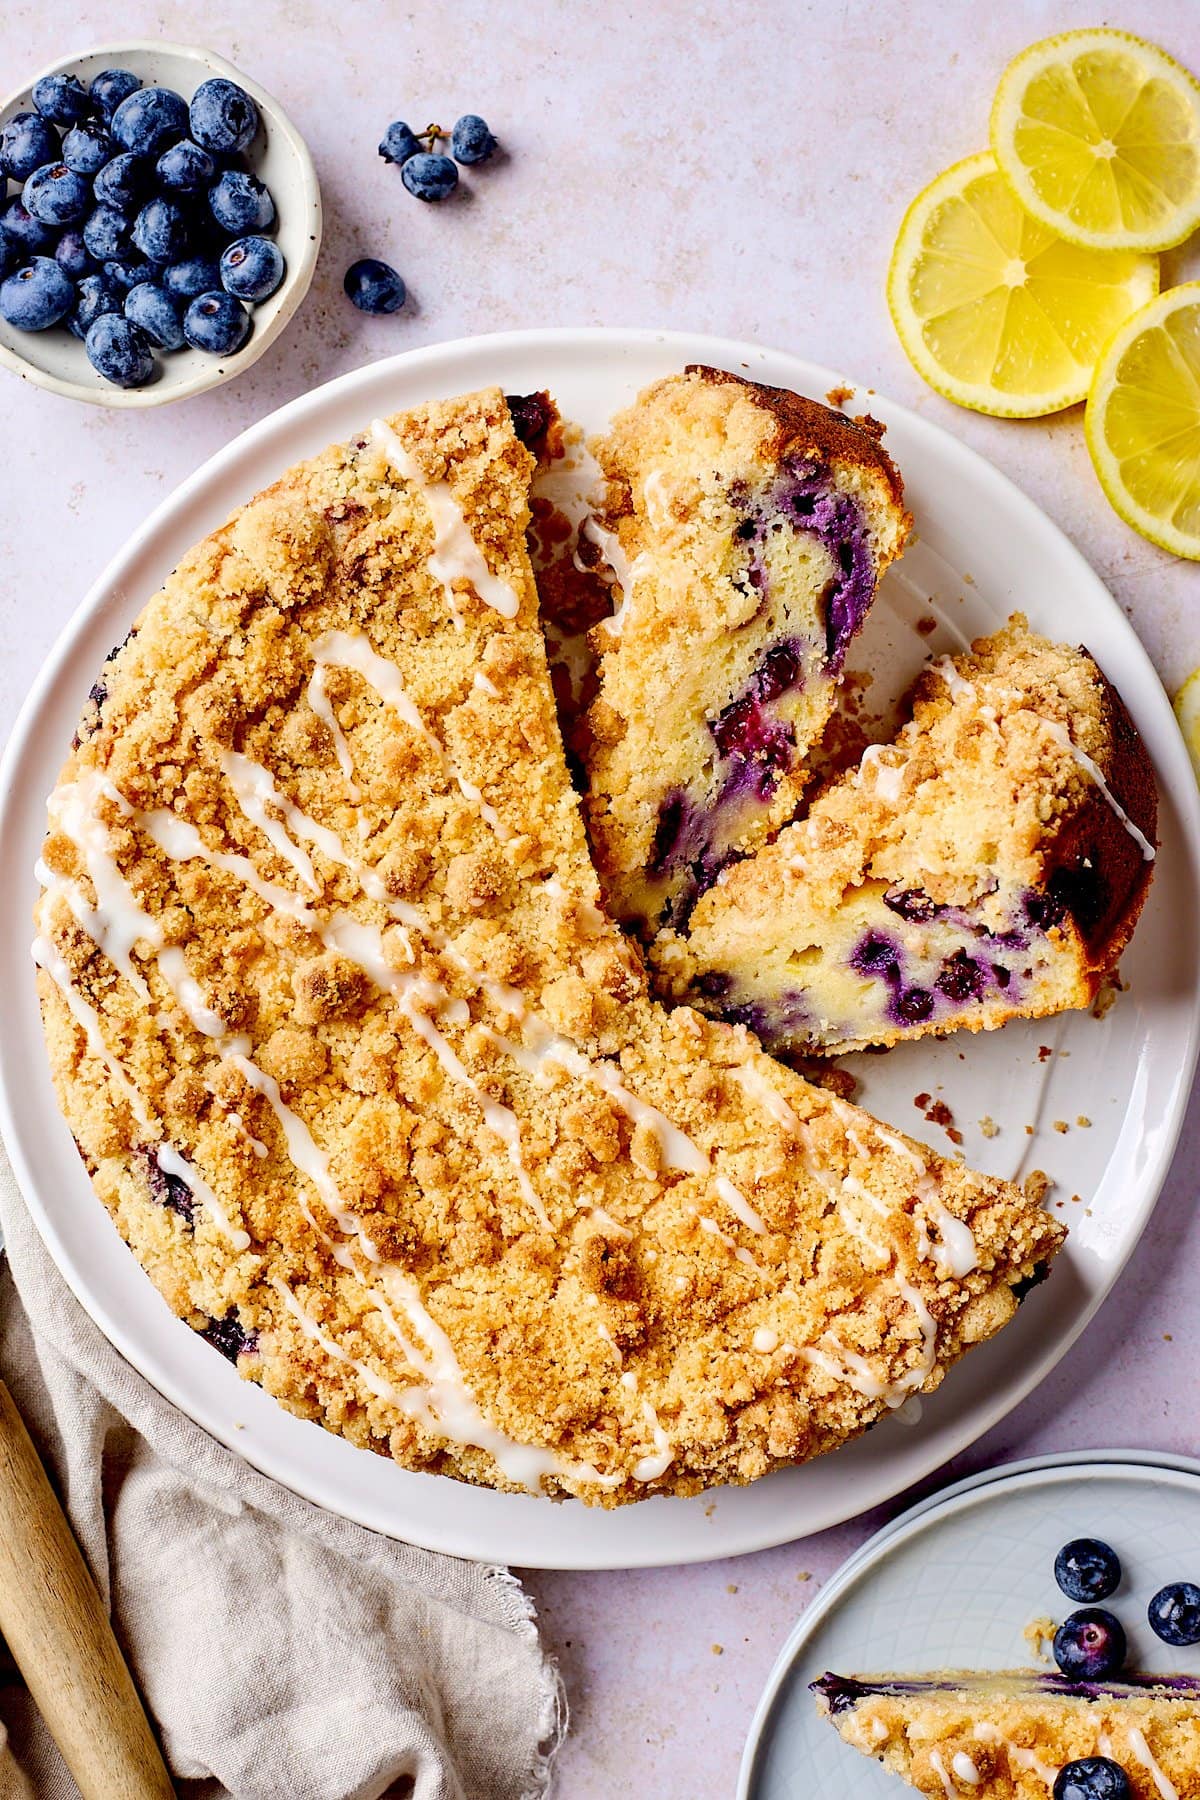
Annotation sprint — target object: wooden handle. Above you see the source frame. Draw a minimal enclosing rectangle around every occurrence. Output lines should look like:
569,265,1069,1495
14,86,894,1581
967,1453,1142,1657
0,1379,173,1799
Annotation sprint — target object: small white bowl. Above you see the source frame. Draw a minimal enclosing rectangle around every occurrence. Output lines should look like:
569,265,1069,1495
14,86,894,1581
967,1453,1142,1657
0,41,321,407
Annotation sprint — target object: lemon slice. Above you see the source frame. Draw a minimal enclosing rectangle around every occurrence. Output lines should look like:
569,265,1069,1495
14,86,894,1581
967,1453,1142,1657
887,152,1158,416
1175,666,1200,784
992,28,1200,252
1086,283,1200,559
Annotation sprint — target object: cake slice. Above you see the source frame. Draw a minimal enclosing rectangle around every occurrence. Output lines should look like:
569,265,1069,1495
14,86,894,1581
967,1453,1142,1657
813,1670,1200,1797
35,388,1062,1505
579,367,911,932
655,620,1157,1055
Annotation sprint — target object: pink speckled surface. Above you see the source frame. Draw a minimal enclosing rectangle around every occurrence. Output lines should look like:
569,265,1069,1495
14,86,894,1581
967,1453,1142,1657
2,3,1198,1793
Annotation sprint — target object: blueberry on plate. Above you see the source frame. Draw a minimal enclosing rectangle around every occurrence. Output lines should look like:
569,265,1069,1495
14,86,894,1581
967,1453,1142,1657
67,271,123,340
0,198,55,255
93,151,148,212
379,121,422,165
189,78,259,154
0,222,17,278
84,312,155,386
111,86,189,157
1053,1758,1131,1800
1052,1607,1127,1681
124,281,183,349
156,138,216,194
0,113,61,183
131,196,191,263
1148,1580,1200,1646
343,257,406,314
23,162,92,226
401,151,458,201
183,289,250,354
208,169,275,234
83,205,132,262
219,234,284,301
161,255,222,301
0,256,76,330
31,74,91,128
450,113,497,165
55,228,96,279
89,68,142,117
102,256,157,292
1055,1539,1121,1604
62,120,113,177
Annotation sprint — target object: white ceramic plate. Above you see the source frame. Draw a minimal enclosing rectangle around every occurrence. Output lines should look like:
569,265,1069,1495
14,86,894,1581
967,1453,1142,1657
1,328,1197,1569
740,1452,1200,1797
0,41,321,407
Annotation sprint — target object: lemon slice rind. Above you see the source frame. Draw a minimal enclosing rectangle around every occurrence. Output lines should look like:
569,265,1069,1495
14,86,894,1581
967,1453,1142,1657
991,28,1200,253
1175,667,1200,785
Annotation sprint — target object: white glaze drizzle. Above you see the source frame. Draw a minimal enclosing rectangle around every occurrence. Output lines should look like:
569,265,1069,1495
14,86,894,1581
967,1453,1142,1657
1127,1726,1178,1800
472,669,501,699
951,1751,981,1786
371,417,521,621
306,662,360,800
631,1400,673,1482
928,1749,957,1800
970,1722,1059,1786
1041,718,1156,862
752,1327,779,1354
855,741,906,804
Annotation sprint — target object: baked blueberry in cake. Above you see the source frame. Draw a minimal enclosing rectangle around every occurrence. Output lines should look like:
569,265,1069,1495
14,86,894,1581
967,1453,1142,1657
656,619,1157,1055
814,1669,1200,1797
578,367,911,932
33,386,1062,1504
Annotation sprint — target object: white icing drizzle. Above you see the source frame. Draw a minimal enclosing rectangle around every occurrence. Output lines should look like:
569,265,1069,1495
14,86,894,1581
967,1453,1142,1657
855,741,907,805
802,1339,888,1401
832,1102,978,1279
970,1722,1059,1786
933,655,977,704
929,1749,958,1800
1127,1726,1178,1800
631,1400,673,1483
1041,718,1156,862
32,932,151,1130
218,749,324,891
371,418,521,621
590,1206,632,1240
951,1751,981,1786
306,662,360,800
752,1326,779,1354
155,1144,250,1251
472,670,501,699
731,1061,802,1135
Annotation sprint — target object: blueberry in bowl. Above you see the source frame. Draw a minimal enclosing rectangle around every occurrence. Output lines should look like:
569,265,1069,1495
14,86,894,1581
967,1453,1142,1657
0,43,320,405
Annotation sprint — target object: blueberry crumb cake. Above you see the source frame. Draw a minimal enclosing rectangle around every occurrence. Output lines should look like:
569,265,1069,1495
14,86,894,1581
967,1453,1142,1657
578,367,912,933
656,620,1157,1055
34,384,1062,1505
813,1669,1200,1796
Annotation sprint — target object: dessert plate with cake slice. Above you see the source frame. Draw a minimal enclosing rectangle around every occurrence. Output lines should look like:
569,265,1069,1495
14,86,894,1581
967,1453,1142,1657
740,1453,1200,1798
0,329,1197,1568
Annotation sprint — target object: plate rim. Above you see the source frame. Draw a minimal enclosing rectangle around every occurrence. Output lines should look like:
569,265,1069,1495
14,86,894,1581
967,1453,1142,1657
738,1446,1200,1798
2,324,1198,1568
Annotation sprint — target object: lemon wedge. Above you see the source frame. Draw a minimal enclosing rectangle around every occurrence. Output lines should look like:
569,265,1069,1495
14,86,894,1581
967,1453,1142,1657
887,152,1158,416
1175,667,1200,784
992,28,1200,252
1086,283,1200,559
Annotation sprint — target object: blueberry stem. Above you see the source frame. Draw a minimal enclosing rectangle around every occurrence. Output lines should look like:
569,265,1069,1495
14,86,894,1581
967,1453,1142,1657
420,122,447,147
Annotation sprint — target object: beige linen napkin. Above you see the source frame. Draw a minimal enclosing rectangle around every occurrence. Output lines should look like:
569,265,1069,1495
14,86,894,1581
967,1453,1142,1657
0,1142,563,1800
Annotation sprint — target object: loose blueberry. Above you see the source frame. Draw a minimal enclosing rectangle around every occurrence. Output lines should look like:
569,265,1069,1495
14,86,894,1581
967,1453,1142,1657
379,120,422,165
189,78,259,154
62,120,113,177
83,204,131,261
450,113,497,165
89,68,142,117
93,151,148,211
343,257,406,314
208,168,275,234
85,312,155,386
124,281,183,349
183,289,250,354
401,151,459,202
0,198,55,255
1052,1608,1126,1682
1148,1581,1200,1647
55,228,95,279
0,256,75,330
131,196,191,262
155,137,216,194
1053,1759,1131,1800
161,255,222,301
103,256,157,292
219,234,284,301
1055,1539,1121,1604
0,112,61,183
31,74,91,127
23,162,92,226
67,271,123,340
111,86,189,157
